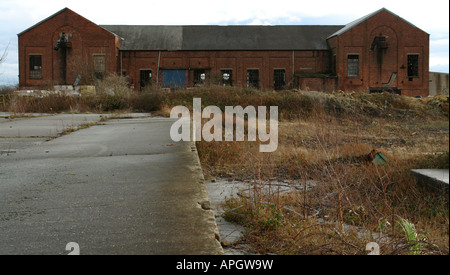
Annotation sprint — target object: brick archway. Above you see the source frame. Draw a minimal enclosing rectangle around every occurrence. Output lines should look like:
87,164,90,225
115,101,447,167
368,26,398,88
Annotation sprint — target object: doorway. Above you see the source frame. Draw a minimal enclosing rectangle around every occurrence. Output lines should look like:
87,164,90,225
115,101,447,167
162,70,186,90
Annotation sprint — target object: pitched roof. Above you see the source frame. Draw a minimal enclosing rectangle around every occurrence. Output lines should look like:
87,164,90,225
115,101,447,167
327,7,424,38
20,7,425,51
18,8,65,36
101,25,344,51
17,7,119,38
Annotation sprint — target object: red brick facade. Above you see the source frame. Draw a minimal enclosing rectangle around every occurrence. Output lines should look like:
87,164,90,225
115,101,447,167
18,8,120,88
18,8,429,97
328,9,429,97
120,50,332,90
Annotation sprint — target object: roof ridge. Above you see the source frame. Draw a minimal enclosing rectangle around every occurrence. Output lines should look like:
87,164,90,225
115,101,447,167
18,7,120,38
101,25,343,51
100,24,346,27
18,7,69,36
327,8,386,39
327,7,427,38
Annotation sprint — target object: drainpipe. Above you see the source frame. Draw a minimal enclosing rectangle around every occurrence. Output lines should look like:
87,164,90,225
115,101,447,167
62,47,67,85
292,50,295,89
157,51,161,86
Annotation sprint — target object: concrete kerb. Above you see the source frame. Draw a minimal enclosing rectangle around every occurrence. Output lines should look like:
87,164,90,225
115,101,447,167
411,169,449,194
189,141,224,255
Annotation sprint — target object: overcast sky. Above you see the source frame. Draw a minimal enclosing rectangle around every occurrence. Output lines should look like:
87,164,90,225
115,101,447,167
0,0,448,86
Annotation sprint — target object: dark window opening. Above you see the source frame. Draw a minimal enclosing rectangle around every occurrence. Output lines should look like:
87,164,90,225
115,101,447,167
194,69,206,86
29,55,42,79
274,69,286,90
93,55,106,79
221,69,232,86
347,55,359,77
407,54,419,79
247,69,259,89
140,70,152,88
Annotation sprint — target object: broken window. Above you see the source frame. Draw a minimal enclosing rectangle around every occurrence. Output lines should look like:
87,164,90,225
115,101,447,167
194,69,206,86
29,55,42,79
274,69,286,90
247,69,259,89
347,55,359,77
407,54,419,79
221,69,232,86
140,70,152,89
93,54,106,79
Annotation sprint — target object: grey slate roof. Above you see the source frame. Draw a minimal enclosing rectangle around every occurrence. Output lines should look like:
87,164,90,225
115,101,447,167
327,9,381,39
100,25,345,51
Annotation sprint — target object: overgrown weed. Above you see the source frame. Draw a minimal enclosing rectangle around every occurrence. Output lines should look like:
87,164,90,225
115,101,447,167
2,76,448,254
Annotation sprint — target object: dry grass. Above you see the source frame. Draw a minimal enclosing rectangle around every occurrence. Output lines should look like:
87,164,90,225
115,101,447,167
196,90,449,255
2,77,448,254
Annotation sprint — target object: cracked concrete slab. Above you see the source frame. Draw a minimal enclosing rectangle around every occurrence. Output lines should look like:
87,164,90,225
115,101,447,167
0,115,223,255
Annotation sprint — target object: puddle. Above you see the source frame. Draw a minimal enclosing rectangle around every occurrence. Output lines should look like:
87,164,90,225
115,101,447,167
206,178,316,255
207,178,396,254
206,179,249,255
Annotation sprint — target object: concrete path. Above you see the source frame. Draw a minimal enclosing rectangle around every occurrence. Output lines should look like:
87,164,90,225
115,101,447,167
0,114,223,255
0,113,104,138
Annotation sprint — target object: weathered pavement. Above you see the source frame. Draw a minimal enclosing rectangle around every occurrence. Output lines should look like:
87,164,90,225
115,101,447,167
0,114,223,255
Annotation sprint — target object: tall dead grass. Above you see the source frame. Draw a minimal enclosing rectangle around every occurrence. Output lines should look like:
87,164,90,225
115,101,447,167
195,91,448,255
208,136,448,254
3,75,448,120
1,77,448,254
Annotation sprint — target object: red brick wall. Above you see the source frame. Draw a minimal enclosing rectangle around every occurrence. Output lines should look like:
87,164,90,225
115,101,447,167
331,9,429,96
121,50,330,91
18,8,118,88
19,8,429,97
297,77,337,92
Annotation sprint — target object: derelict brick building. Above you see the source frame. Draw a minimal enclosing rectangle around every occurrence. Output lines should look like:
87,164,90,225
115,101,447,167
18,7,429,96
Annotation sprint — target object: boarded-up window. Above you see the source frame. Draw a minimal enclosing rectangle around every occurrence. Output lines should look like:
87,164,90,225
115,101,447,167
93,55,106,79
29,55,42,79
347,55,359,77
407,54,419,78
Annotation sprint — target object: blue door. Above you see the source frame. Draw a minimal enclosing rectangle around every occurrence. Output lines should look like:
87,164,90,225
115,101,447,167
162,70,185,90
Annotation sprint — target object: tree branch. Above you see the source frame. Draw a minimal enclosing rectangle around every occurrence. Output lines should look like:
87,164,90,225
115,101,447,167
0,43,9,64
